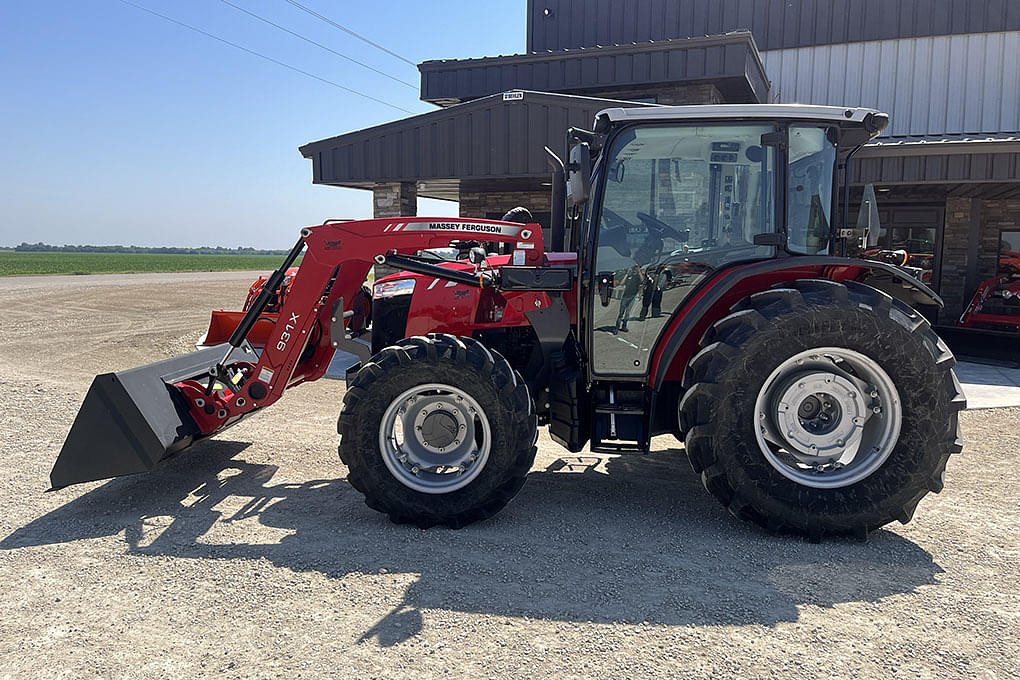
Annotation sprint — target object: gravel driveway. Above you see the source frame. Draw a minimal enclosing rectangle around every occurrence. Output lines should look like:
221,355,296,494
1,272,1017,679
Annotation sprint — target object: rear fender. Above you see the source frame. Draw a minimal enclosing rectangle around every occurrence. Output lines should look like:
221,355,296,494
649,256,943,390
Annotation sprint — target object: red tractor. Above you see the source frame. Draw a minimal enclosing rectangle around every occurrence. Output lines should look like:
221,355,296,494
52,105,964,539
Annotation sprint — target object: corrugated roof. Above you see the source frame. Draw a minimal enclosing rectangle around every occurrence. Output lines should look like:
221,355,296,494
300,91,657,200
860,133,1020,158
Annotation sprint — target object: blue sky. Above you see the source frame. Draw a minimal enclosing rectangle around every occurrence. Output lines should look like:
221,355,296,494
0,1,524,248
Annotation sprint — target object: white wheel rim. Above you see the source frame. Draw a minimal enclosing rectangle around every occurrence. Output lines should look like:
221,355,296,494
378,383,491,494
753,347,902,489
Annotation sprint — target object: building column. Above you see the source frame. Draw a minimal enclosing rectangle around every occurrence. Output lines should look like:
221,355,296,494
373,181,417,218
940,196,973,320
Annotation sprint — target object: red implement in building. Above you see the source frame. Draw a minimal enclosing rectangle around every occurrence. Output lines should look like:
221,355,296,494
957,275,1020,333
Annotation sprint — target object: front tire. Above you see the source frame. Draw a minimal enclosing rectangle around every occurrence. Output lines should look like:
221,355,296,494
678,279,965,539
338,333,537,528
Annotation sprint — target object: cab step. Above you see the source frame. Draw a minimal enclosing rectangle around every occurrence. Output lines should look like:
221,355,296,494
590,383,650,454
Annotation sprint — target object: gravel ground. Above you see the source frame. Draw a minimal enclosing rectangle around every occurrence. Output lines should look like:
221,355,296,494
1,272,1017,679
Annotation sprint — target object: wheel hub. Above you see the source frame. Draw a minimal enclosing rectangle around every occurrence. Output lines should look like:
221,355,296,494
754,348,902,489
772,372,865,458
419,411,459,449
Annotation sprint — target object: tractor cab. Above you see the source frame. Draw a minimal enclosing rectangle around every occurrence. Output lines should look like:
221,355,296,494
543,105,898,452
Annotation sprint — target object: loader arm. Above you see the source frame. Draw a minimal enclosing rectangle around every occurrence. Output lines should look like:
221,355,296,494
175,217,544,436
51,217,543,489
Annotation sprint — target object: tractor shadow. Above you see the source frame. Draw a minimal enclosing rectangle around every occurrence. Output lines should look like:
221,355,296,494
2,438,943,638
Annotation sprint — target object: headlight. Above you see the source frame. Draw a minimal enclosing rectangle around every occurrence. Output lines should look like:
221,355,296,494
1002,288,1014,299
373,278,416,299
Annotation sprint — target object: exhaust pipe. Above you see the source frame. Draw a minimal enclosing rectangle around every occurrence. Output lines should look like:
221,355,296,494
50,342,259,490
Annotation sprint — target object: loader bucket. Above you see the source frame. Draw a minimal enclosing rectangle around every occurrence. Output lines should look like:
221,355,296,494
50,342,260,490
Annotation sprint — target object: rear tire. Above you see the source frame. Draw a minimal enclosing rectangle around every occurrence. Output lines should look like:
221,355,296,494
678,279,965,539
338,333,537,528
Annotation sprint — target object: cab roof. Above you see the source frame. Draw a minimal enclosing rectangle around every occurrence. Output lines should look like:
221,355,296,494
598,104,883,125
595,104,889,144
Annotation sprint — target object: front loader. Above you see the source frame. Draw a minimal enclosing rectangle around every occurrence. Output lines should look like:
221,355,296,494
52,104,965,538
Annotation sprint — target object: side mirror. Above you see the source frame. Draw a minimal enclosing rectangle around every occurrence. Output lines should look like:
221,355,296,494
597,271,614,307
566,142,591,207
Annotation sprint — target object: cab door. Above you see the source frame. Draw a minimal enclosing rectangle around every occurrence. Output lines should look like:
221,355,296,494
588,123,779,377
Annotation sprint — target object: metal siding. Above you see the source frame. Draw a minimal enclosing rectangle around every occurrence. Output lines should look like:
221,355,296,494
798,0,816,46
908,39,931,137
1010,0,1020,29
914,0,932,34
762,31,1020,138
526,0,1019,52
891,40,914,137
688,47,706,79
1002,33,1020,131
874,41,897,122
980,33,1002,134
962,34,984,133
861,39,883,109
944,35,966,134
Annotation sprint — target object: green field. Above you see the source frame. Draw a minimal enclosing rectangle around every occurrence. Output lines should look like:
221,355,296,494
0,252,289,276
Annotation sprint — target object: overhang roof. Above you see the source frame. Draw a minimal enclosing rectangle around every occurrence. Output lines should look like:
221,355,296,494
853,133,1020,188
860,133,1020,157
418,32,769,106
299,91,657,200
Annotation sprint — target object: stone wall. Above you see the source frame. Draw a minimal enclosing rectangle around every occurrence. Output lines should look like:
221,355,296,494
372,182,417,218
591,83,725,105
939,197,973,319
459,189,552,229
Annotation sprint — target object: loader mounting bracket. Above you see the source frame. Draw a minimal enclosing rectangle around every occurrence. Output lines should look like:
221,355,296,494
331,297,371,363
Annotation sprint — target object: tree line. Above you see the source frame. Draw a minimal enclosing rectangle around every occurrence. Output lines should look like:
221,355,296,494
13,242,290,255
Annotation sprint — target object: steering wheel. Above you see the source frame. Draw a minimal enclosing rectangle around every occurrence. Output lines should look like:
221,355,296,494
636,212,690,243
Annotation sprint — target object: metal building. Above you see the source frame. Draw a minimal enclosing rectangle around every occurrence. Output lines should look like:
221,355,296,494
302,0,1020,324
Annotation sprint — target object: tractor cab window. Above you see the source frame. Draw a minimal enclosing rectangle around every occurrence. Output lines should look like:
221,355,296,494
591,123,777,376
786,126,837,255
